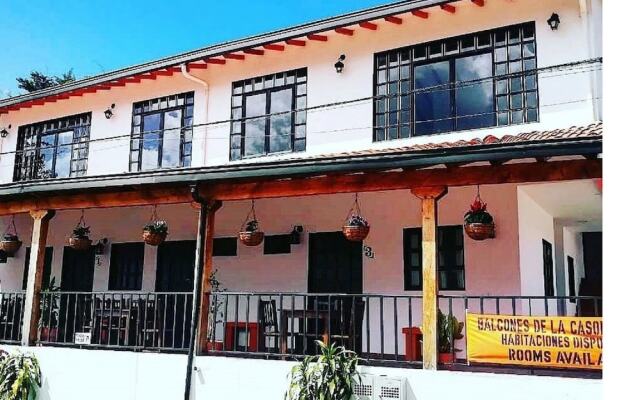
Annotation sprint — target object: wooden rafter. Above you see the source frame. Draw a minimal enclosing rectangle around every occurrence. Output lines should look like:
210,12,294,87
411,10,430,19
384,16,403,24
359,21,378,30
335,27,354,36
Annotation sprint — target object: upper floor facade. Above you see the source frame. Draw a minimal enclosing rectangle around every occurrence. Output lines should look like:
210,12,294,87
0,0,602,185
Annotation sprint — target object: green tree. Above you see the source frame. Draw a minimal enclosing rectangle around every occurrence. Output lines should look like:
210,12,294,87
16,69,76,92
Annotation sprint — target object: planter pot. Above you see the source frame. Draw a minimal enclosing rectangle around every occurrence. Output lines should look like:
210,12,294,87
206,341,224,352
464,223,496,241
438,352,454,364
40,327,58,342
68,236,92,251
143,230,167,246
0,239,22,257
342,225,370,242
239,231,264,246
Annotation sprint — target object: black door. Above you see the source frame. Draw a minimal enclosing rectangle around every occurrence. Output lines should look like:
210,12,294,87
308,232,363,353
542,239,554,297
155,240,195,348
59,246,95,342
22,247,54,290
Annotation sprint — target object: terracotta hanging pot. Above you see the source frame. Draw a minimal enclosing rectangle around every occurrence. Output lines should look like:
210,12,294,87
463,187,496,241
69,211,92,250
342,193,370,242
0,217,22,257
238,200,264,246
143,206,168,246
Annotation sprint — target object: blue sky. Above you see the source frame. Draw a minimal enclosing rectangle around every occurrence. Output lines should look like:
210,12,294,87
1,0,391,99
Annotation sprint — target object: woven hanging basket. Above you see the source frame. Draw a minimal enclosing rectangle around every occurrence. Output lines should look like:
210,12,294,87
238,200,264,246
68,236,92,251
1,216,22,257
143,230,167,246
342,193,370,242
464,223,496,241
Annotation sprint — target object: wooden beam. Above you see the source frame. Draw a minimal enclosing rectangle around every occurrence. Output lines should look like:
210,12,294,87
411,10,430,19
307,34,328,41
359,21,378,30
197,200,223,354
411,187,447,370
384,16,403,24
471,0,485,6
205,58,226,64
264,44,285,51
243,48,265,55
224,53,245,60
21,210,55,346
187,63,209,70
335,27,355,36
285,39,306,46
0,159,601,216
440,4,456,13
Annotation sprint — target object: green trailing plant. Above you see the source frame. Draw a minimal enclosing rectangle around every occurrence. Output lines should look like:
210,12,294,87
143,220,168,235
71,225,90,239
2,233,19,242
40,277,61,328
286,341,359,400
0,351,42,400
464,196,494,225
437,309,464,354
244,219,259,232
345,215,369,227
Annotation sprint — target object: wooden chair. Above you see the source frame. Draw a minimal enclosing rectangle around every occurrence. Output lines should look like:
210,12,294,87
257,299,279,352
328,297,365,353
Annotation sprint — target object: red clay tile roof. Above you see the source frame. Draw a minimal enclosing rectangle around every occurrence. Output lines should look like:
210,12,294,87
311,122,602,159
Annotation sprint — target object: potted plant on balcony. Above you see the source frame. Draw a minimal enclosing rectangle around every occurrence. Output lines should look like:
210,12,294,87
238,200,264,246
68,211,92,250
143,220,168,246
463,186,496,241
286,341,359,400
39,277,60,342
437,309,464,364
342,193,370,242
0,217,22,257
206,269,226,352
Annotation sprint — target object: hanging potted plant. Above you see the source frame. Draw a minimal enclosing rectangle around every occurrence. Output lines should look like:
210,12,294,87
463,186,496,241
437,309,464,365
143,206,168,246
68,211,92,251
238,200,264,246
342,193,370,242
0,216,22,257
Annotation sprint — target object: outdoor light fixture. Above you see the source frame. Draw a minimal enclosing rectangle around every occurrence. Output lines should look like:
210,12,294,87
104,104,116,119
547,13,560,30
94,238,108,255
290,225,303,245
334,54,346,73
0,124,11,138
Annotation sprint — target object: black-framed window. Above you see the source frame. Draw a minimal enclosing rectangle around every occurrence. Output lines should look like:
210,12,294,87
230,68,307,160
403,226,465,291
567,255,576,303
14,113,91,182
213,237,237,257
130,92,194,171
22,247,54,290
374,22,538,141
542,239,554,296
264,234,292,255
108,242,145,291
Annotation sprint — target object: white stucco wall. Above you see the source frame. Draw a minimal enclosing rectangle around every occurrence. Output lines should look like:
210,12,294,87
0,345,602,400
0,0,601,184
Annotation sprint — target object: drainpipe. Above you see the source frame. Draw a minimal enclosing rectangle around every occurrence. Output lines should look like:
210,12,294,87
180,64,210,166
184,184,209,400
578,0,601,121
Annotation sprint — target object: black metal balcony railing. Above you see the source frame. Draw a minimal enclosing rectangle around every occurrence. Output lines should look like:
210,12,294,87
38,291,193,352
207,292,423,367
0,292,26,344
437,294,603,368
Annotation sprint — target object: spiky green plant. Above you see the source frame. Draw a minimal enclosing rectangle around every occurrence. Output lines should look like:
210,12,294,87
437,309,465,354
0,351,42,400
286,341,359,400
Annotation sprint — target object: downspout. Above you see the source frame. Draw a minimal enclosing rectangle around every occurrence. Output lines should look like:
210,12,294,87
184,184,209,400
180,64,210,166
578,0,601,121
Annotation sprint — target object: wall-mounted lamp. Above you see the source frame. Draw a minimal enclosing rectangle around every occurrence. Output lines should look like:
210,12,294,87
0,124,11,138
94,238,109,255
290,225,303,245
334,54,346,73
104,104,116,119
547,13,560,31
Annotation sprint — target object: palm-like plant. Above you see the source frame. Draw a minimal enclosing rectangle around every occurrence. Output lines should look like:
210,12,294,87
0,351,42,400
286,341,359,400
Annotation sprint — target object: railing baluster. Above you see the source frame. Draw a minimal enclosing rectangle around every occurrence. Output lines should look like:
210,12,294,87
512,297,517,316
544,297,549,316
480,297,484,314
366,296,370,362
245,294,250,353
302,294,307,356
393,296,398,361
379,295,384,360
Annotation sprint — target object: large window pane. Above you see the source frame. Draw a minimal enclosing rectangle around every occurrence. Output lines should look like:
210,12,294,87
414,61,453,135
141,113,161,170
244,93,267,156
455,53,495,130
54,130,73,178
39,134,55,178
162,110,182,168
269,88,292,153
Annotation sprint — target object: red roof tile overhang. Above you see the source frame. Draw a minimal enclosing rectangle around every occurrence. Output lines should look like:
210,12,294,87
0,123,602,200
0,0,469,115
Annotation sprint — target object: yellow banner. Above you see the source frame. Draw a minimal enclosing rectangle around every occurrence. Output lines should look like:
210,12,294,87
466,313,602,370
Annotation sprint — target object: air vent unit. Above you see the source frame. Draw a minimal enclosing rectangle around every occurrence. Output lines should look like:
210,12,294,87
353,374,406,400
353,373,374,400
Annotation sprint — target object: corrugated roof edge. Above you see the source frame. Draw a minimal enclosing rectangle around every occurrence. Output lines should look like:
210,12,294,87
0,0,455,108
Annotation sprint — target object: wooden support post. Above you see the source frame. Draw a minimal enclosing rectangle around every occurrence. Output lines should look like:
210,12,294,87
411,187,447,370
197,200,223,354
21,210,55,346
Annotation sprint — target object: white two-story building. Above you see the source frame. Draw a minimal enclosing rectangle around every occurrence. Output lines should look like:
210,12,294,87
0,0,602,399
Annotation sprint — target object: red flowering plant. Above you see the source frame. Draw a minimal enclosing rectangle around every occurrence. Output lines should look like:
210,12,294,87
464,196,494,225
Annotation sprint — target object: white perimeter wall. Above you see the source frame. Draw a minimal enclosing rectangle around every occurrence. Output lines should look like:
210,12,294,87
0,345,602,400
